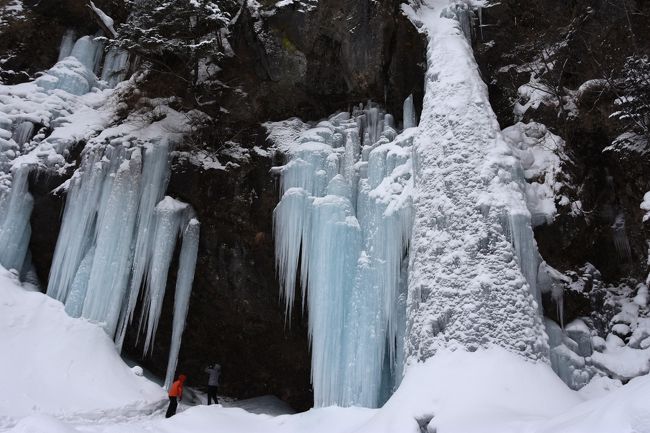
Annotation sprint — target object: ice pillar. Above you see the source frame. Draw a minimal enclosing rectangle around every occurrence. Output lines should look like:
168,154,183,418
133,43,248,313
164,218,200,389
403,1,547,367
0,166,34,274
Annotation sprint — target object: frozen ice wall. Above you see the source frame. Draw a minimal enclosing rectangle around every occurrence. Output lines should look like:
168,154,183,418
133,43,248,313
270,101,416,408
402,0,548,365
1,28,192,386
0,28,132,276
46,139,200,387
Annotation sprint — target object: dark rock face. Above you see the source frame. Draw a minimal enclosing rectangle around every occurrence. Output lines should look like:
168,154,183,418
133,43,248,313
27,171,66,285
219,0,426,125
0,0,124,83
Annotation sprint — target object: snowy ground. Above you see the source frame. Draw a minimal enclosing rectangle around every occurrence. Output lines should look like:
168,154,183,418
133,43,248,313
3,264,650,433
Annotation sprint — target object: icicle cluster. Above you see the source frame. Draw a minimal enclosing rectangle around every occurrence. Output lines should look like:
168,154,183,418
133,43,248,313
46,139,199,388
271,100,416,408
0,29,195,387
40,31,129,96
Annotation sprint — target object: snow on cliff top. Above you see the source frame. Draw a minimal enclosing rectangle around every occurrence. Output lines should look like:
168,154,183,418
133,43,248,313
0,266,165,430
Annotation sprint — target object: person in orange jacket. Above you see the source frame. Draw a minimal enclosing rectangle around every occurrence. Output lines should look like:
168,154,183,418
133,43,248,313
165,374,186,418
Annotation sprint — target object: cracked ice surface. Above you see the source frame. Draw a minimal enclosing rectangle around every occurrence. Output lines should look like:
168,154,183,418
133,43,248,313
402,0,548,365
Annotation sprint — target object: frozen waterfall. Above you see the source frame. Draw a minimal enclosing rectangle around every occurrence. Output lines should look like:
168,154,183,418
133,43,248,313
46,139,200,387
401,0,548,365
37,32,129,95
0,29,195,386
270,101,416,408
272,0,555,408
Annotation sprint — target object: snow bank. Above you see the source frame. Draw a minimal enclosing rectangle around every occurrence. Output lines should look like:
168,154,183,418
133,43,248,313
537,373,650,433
357,347,650,433
356,347,580,433
0,266,165,429
8,346,648,433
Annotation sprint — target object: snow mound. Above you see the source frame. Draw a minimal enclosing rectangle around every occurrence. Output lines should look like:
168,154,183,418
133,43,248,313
357,347,580,433
358,347,650,433
0,266,165,429
6,346,648,433
2,299,649,433
537,373,650,433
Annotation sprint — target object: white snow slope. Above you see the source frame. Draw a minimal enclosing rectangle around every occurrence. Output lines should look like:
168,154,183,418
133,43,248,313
0,267,165,431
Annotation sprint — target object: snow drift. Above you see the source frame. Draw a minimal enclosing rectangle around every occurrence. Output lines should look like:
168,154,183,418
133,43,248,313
0,266,165,430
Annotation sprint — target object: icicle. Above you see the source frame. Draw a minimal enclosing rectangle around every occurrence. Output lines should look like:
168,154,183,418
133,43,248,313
271,99,415,408
64,246,95,318
0,166,34,273
140,196,187,354
164,217,200,389
57,29,77,61
306,195,361,407
47,149,113,303
273,187,310,318
12,121,34,147
82,155,141,337
506,212,542,307
403,94,417,129
101,48,129,87
115,142,170,350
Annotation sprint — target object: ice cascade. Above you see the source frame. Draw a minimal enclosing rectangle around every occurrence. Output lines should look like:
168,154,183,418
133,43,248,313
401,0,548,366
0,29,193,387
271,101,416,408
46,140,200,389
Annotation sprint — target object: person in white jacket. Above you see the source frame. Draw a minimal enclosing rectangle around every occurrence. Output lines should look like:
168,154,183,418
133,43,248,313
205,363,221,405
